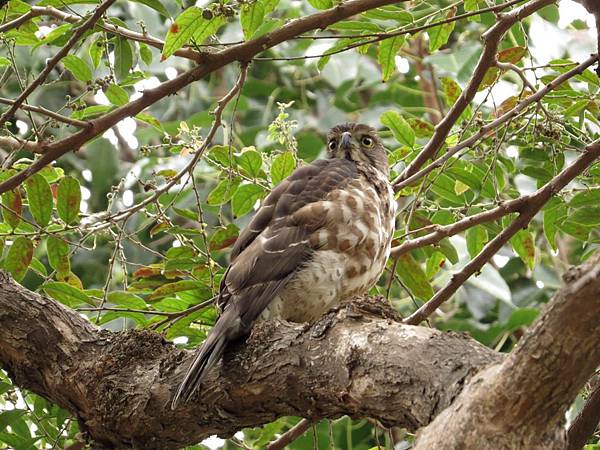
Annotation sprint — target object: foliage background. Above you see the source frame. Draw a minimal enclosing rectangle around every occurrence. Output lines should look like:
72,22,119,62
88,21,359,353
0,0,598,448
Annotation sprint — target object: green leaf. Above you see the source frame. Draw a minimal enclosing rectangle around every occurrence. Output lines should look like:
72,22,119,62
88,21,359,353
0,57,11,67
47,236,70,276
136,113,163,131
25,173,53,227
162,7,225,60
395,253,434,300
425,251,446,279
107,291,147,309
57,176,81,225
149,280,209,301
0,410,26,433
207,177,241,205
240,1,265,40
210,224,239,251
71,104,112,119
5,237,33,281
62,54,92,82
131,0,169,17
497,46,527,64
466,226,488,258
231,183,265,217
307,0,332,9
105,84,129,106
42,281,93,307
428,11,456,52
89,37,104,68
114,37,133,80
139,42,153,66
380,111,415,147
271,151,295,185
2,189,22,229
510,228,536,270
543,198,567,250
570,188,600,208
237,147,263,178
378,35,405,82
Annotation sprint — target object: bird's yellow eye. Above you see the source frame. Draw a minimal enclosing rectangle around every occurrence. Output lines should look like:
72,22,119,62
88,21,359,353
328,140,337,151
362,136,374,147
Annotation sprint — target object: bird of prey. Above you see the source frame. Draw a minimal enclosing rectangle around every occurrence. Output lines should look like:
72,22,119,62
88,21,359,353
172,122,396,408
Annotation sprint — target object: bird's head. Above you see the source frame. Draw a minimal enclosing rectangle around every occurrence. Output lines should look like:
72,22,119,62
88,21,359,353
326,122,389,175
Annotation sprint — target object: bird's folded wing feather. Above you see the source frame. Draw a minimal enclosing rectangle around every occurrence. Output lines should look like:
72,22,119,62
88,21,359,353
216,158,359,328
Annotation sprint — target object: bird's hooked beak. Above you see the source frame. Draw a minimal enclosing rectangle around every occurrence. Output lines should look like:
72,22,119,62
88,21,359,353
340,131,352,150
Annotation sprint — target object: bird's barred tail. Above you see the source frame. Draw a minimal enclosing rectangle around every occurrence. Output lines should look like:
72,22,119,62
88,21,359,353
171,309,236,409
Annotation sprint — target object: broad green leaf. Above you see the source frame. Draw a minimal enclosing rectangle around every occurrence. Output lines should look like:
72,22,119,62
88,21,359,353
25,173,53,227
2,190,22,229
210,224,239,251
271,151,295,185
42,281,93,307
237,147,263,178
89,37,104,68
0,57,10,67
5,237,33,281
425,251,446,279
395,253,434,300
570,188,600,208
57,176,81,225
307,0,332,9
114,36,133,80
507,308,539,330
47,236,70,276
105,84,129,106
408,118,434,138
136,113,163,131
232,184,265,217
207,177,241,205
0,410,26,433
466,226,488,258
510,228,536,270
139,42,153,66
378,35,405,81
497,46,527,64
380,111,415,147
162,8,225,60
131,0,169,17
71,104,113,119
240,1,265,39
107,291,147,309
62,55,92,82
428,10,456,52
543,198,567,250
149,280,209,301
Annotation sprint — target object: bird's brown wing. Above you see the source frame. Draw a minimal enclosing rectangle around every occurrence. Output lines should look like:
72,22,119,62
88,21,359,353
217,157,357,318
172,158,358,407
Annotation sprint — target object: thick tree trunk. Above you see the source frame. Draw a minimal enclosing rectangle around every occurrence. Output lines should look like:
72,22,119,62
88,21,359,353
0,251,598,449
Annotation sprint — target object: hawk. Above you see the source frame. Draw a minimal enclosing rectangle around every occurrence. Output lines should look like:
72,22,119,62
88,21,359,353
172,122,396,407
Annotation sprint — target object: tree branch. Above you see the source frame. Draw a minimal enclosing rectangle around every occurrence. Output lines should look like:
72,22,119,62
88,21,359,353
0,0,117,129
1,247,599,449
0,0,406,196
395,0,556,186
0,275,500,449
567,375,600,450
394,53,598,192
404,139,600,325
413,250,600,449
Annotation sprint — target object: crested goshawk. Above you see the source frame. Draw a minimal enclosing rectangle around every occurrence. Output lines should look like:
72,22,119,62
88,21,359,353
172,122,396,407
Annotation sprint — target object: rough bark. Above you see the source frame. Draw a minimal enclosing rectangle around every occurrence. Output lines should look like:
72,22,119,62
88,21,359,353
413,251,600,449
0,251,599,449
0,275,498,449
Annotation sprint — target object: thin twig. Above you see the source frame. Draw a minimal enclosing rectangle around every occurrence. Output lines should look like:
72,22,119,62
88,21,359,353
0,0,117,129
266,419,314,450
0,97,89,128
394,53,598,192
404,139,600,325
395,0,556,186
